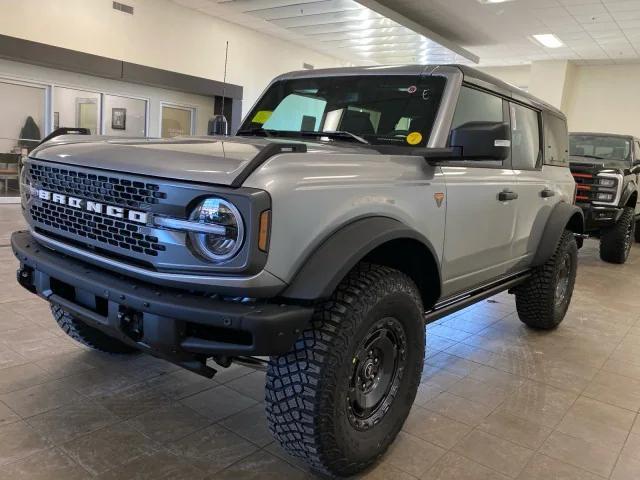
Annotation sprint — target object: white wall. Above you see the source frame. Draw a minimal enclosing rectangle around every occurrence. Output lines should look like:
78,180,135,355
480,62,640,137
0,0,347,117
478,65,531,90
563,64,640,137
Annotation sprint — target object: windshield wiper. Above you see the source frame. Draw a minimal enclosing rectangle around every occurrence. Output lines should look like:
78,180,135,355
299,130,369,144
573,154,604,159
236,127,275,137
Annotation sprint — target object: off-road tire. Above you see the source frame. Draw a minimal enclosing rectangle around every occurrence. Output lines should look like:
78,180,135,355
265,264,425,477
600,207,635,264
52,304,138,354
515,230,578,329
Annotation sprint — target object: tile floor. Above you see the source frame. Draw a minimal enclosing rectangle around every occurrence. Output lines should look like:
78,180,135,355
1,203,640,479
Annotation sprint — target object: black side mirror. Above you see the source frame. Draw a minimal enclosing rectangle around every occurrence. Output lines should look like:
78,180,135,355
449,121,510,161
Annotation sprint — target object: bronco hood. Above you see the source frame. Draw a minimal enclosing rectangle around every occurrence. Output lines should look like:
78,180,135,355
30,135,373,186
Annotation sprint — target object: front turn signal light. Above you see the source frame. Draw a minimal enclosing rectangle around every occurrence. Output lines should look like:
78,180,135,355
258,210,271,252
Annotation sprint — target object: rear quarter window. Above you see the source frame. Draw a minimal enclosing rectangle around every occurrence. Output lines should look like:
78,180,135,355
543,112,569,166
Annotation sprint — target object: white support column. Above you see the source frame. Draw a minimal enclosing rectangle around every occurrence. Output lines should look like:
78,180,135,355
528,60,576,113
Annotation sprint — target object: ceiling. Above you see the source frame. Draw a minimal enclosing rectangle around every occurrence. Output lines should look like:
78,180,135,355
173,0,640,66
369,0,640,66
171,0,477,65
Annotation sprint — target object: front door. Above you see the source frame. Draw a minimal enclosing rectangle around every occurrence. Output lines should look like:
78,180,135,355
440,86,519,297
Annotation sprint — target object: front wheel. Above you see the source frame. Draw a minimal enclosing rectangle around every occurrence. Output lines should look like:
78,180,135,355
600,207,635,263
52,305,138,354
514,230,578,329
265,264,425,477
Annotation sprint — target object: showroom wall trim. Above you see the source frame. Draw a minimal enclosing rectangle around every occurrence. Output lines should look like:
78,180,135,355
0,34,242,100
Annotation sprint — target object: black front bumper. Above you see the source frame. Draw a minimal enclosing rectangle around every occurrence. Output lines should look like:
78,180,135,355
578,203,623,232
12,230,312,376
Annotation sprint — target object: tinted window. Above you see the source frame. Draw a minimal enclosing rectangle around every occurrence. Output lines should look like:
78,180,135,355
510,103,541,170
569,134,631,164
450,86,503,129
449,86,506,166
240,76,446,147
543,112,568,166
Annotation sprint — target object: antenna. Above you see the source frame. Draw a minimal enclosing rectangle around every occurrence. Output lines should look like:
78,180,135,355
220,41,229,134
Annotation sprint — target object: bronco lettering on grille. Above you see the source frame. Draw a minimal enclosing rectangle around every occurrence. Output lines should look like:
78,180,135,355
36,189,148,224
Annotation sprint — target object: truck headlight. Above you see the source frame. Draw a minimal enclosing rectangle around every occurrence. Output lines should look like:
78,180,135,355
596,192,615,202
599,178,616,188
189,198,244,262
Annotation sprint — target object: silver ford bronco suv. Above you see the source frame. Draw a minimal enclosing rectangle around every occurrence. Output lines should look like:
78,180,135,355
13,65,584,477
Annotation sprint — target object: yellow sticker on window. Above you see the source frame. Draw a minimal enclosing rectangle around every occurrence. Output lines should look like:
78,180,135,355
406,131,423,145
251,110,273,124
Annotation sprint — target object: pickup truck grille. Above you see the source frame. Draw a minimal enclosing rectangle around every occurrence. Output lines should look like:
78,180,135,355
571,171,596,203
29,163,166,210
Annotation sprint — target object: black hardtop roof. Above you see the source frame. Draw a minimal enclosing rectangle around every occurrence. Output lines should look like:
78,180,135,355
571,132,637,141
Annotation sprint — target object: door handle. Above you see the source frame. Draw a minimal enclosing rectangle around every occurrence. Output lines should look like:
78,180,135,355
498,190,518,201
540,188,556,198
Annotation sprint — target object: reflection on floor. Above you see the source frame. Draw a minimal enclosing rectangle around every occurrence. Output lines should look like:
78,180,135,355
1,204,640,479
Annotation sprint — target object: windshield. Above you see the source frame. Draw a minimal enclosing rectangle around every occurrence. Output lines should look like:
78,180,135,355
239,75,446,147
570,134,631,163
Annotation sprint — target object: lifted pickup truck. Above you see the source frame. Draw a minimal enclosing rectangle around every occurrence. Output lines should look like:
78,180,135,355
570,132,640,263
13,65,583,477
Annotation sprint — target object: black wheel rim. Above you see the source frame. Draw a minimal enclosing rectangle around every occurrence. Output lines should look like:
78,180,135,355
346,317,407,431
555,252,572,307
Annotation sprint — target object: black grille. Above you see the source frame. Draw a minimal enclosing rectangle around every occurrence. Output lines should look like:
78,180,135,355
29,163,166,209
31,201,166,257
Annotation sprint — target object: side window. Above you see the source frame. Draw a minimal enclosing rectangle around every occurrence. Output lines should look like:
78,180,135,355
543,112,569,166
449,86,506,166
635,141,640,162
510,103,541,170
450,86,503,129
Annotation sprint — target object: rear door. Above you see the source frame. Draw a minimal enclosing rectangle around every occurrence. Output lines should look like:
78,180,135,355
512,107,570,264
440,86,519,297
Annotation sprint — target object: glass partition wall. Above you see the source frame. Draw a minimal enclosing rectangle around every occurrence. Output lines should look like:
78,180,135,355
0,80,47,201
0,79,150,202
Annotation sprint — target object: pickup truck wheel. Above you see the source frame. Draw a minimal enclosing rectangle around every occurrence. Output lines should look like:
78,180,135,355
600,207,635,263
515,230,577,330
265,264,424,477
51,304,138,354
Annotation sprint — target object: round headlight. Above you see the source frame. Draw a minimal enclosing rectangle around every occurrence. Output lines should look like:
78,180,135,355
189,198,244,262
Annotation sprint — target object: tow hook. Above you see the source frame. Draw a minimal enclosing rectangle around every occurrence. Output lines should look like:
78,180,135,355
573,233,589,239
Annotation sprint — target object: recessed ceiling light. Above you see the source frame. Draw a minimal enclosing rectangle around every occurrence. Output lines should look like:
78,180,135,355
532,33,564,48
477,0,515,4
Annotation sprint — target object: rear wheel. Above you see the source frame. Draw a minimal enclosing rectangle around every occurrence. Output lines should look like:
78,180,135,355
600,207,635,264
515,230,577,329
265,264,425,477
52,304,138,354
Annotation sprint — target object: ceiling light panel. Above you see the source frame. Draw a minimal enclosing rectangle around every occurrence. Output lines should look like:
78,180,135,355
532,33,564,48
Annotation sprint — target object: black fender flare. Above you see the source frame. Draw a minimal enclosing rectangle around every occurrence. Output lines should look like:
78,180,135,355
620,180,637,207
281,216,441,301
532,202,584,267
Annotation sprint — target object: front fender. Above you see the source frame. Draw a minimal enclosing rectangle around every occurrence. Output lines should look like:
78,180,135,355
620,179,637,207
281,216,440,301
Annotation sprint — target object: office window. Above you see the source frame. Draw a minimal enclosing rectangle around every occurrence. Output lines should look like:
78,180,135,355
53,87,101,134
103,95,147,137
161,105,194,138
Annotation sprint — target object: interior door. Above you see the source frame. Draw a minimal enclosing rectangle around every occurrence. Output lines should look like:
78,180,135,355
440,86,518,297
